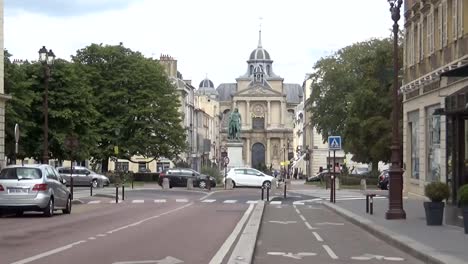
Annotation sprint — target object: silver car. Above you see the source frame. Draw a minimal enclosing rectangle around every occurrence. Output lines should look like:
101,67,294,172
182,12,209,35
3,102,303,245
0,164,72,217
57,166,110,188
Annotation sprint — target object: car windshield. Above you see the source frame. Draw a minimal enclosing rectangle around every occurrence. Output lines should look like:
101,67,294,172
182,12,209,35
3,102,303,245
0,167,42,180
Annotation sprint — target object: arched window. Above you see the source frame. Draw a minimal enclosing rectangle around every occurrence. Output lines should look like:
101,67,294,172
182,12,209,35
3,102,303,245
266,65,271,75
250,65,254,75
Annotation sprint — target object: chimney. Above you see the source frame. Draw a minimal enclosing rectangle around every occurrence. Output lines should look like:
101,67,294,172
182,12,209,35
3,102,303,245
158,54,177,78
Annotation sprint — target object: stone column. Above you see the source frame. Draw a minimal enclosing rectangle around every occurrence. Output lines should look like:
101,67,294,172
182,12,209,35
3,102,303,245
246,137,251,166
267,137,271,167
280,101,284,126
246,100,250,128
267,101,271,127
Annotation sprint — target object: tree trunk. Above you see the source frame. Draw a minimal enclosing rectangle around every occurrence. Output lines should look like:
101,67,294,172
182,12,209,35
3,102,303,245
372,161,379,174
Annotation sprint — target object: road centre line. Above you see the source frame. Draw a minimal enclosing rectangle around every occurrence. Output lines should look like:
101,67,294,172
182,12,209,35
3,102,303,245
209,204,255,264
11,203,194,264
323,245,339,259
312,232,324,242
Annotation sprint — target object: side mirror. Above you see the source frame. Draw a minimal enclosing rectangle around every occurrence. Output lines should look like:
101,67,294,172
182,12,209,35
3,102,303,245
256,172,262,176
192,173,196,177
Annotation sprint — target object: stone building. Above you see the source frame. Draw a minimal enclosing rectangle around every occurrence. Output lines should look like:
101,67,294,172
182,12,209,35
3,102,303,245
216,31,303,170
402,0,467,225
0,0,8,169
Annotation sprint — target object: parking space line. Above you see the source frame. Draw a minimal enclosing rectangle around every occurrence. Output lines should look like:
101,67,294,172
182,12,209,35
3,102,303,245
270,201,282,205
132,200,144,203
299,215,306,221
223,200,237,204
293,201,305,205
323,245,338,259
246,200,258,204
202,199,216,203
88,201,101,204
312,232,324,242
305,222,317,230
154,199,166,203
176,199,189,203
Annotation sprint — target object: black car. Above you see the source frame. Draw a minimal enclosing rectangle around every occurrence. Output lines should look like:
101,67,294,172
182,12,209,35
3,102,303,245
378,170,389,190
158,168,216,188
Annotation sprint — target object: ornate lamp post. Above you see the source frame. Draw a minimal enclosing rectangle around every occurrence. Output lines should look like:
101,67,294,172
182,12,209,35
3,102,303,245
38,46,55,164
386,0,406,220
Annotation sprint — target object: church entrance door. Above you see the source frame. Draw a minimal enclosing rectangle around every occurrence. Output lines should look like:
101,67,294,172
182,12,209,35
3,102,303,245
251,143,266,170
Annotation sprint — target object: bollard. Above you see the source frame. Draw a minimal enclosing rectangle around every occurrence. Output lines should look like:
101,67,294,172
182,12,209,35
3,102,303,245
360,178,367,190
261,186,264,200
187,178,194,190
284,180,287,199
370,196,374,215
70,177,74,200
122,185,125,201
132,180,134,189
162,177,170,189
207,177,211,191
366,195,369,213
267,187,270,201
90,183,93,197
115,186,119,204
336,177,340,190
226,178,233,190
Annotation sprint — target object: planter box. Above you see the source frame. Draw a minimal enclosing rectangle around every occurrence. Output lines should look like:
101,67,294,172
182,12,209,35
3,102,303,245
424,202,445,226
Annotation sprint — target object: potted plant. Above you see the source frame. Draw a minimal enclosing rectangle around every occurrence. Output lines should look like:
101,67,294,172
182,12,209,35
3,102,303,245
457,184,468,234
424,182,450,225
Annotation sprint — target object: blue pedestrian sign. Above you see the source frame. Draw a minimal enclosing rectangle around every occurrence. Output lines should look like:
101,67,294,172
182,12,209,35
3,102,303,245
328,136,342,150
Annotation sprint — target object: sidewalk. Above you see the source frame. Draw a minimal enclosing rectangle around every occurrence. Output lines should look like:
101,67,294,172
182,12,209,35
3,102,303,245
293,185,468,264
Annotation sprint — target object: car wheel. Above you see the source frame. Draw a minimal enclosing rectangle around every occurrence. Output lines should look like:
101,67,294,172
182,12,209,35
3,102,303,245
92,179,99,188
63,196,72,214
43,198,54,217
262,181,271,189
199,180,207,189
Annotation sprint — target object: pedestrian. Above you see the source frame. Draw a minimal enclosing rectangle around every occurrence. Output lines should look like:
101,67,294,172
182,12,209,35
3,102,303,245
274,170,278,178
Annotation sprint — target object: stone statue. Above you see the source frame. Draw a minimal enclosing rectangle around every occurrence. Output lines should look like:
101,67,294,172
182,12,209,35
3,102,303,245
228,108,242,140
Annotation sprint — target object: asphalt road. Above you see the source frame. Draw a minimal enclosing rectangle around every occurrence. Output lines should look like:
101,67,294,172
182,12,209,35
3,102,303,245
254,202,424,264
0,188,259,264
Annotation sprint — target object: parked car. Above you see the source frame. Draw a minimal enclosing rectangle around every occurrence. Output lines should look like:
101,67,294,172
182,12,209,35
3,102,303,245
225,168,274,188
378,169,389,190
57,166,110,188
158,168,216,188
306,170,329,182
0,164,72,217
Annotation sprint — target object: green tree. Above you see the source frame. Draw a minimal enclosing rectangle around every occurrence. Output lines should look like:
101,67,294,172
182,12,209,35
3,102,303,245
309,37,402,171
72,43,186,171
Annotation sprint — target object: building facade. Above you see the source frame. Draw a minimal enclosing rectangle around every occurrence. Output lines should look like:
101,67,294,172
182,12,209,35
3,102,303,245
0,0,7,169
216,31,303,171
402,0,468,214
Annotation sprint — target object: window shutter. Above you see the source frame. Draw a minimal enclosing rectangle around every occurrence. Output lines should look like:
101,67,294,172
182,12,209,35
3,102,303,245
453,0,458,40
443,1,448,46
458,0,463,38
438,4,443,49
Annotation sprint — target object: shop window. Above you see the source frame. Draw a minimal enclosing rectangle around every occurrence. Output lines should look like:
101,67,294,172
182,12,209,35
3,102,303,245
409,111,420,179
426,106,441,182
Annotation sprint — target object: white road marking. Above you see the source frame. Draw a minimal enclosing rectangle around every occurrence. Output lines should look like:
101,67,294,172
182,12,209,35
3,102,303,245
270,201,282,205
268,221,297,224
209,204,255,264
316,222,344,226
351,254,404,261
299,215,306,221
246,200,258,204
154,199,166,203
176,199,189,203
267,252,317,259
10,240,87,264
304,222,317,230
132,200,145,203
312,232,324,242
223,200,237,203
202,199,216,203
323,245,339,259
88,237,96,240
293,201,304,205
97,234,107,237
295,208,301,214
88,200,101,204
112,256,184,264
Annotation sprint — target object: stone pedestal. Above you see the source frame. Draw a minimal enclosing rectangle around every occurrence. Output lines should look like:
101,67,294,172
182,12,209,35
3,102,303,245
162,178,170,189
360,178,367,190
227,140,244,168
225,178,233,189
187,177,193,190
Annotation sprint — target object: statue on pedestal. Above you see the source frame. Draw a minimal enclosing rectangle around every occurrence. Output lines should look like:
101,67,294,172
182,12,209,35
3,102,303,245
228,108,242,140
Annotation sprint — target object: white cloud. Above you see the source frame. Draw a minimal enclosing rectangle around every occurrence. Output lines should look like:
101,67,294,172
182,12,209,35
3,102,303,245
5,0,401,88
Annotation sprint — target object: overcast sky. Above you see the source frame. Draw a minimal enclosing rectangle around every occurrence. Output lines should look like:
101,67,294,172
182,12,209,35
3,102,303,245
5,0,399,88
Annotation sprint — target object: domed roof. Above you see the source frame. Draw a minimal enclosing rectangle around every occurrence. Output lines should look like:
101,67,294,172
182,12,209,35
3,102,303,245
199,78,214,88
249,30,271,61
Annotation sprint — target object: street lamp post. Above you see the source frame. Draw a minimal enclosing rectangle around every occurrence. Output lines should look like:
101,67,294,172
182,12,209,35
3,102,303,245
386,0,406,220
38,46,55,165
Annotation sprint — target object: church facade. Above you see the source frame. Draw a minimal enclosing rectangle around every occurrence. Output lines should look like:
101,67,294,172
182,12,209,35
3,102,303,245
213,31,303,170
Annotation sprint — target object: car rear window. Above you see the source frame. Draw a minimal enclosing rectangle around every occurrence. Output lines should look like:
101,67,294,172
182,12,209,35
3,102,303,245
0,168,42,180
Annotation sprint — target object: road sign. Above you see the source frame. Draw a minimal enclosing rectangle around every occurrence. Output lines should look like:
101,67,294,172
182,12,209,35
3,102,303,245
328,136,342,150
224,156,230,165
